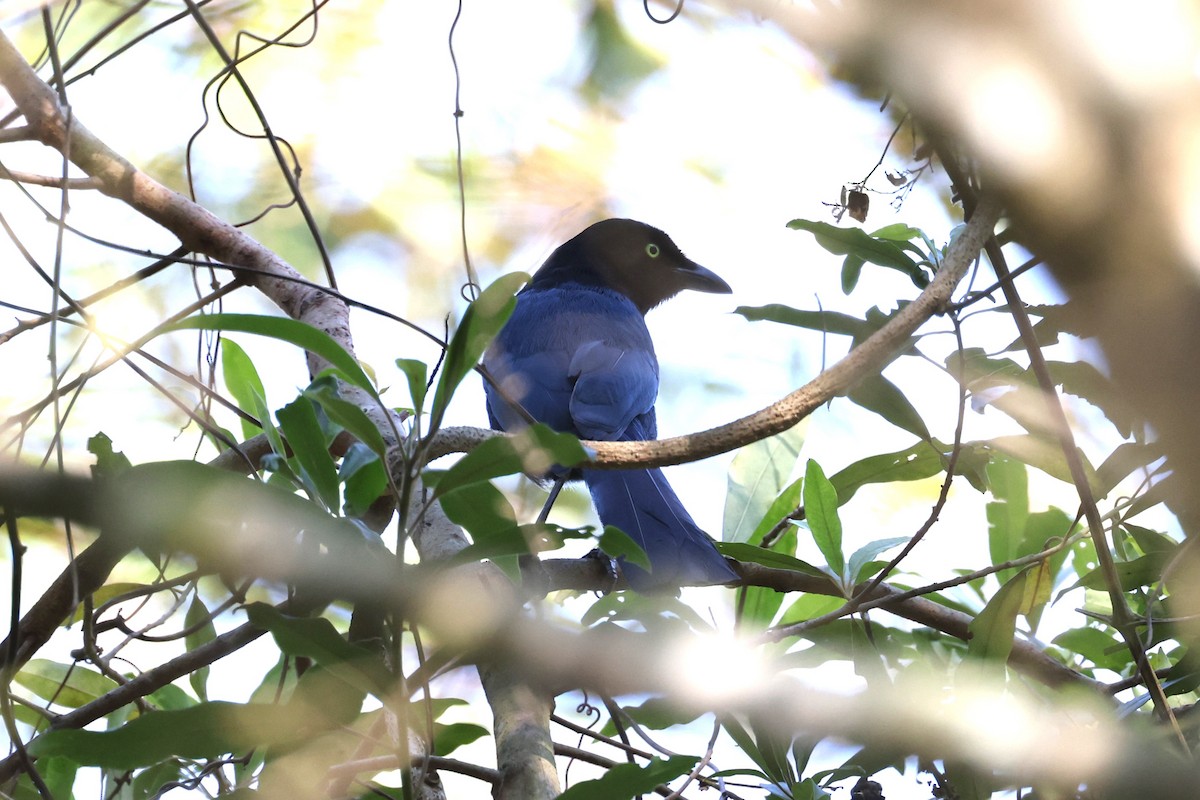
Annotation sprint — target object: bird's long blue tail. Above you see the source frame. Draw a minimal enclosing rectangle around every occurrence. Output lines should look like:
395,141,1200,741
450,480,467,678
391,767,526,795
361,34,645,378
584,467,738,591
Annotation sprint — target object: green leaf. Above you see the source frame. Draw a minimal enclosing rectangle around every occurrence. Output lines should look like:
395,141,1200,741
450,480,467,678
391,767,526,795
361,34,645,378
28,701,348,770
717,542,823,577
734,305,888,340
1052,626,1125,670
828,441,945,506
981,434,1100,491
245,604,387,694
787,219,926,289
432,424,586,498
598,525,651,571
1075,552,1170,592
557,755,698,800
131,759,183,800
87,432,132,480
432,722,489,756
739,526,798,631
967,569,1029,668
846,537,908,584
14,659,119,709
804,460,844,581
723,423,805,544
604,698,704,735
845,374,931,441
869,223,924,242
439,480,526,580
1097,443,1164,498
340,443,389,517
184,595,217,702
304,375,389,458
841,254,865,293
169,313,377,397
985,456,1029,571
1124,523,1178,556
395,358,429,414
430,272,527,431
746,477,804,547
276,396,340,510
220,338,272,442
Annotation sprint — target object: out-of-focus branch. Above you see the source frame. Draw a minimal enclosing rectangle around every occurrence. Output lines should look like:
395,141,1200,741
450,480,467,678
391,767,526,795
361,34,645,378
0,465,1184,798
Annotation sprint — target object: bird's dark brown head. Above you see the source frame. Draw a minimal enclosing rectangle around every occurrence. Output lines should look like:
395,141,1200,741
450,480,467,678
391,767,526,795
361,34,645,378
530,218,732,314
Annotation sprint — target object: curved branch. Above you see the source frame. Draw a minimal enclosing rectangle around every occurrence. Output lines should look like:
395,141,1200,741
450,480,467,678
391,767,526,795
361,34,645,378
430,194,1001,470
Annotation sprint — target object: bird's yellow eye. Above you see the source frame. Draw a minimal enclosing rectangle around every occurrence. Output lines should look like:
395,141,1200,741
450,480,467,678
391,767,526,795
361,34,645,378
645,243,660,258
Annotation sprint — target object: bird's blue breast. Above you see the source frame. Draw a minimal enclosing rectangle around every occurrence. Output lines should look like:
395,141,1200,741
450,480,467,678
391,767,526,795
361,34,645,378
483,283,659,441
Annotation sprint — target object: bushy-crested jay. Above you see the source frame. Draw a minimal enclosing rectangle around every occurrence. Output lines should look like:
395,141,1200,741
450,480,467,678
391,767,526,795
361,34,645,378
483,218,738,590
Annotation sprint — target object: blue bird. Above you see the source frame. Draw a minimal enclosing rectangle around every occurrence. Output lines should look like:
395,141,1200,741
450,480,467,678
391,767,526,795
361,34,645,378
483,218,739,591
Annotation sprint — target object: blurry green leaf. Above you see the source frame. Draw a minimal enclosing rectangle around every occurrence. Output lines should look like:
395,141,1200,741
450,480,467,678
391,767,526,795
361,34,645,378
985,456,1028,571
787,219,926,289
599,525,651,571
558,755,697,800
433,722,489,757
723,423,805,544
245,604,387,695
184,595,216,702
1097,443,1164,498
1124,524,1178,556
28,701,349,770
869,223,924,242
131,759,182,800
604,698,704,735
170,313,376,396
12,756,77,800
148,683,196,712
734,305,879,339
340,443,388,517
440,480,526,580
967,569,1028,668
845,374,931,441
1021,559,1053,619
804,460,844,581
828,441,945,506
579,0,665,104
1052,626,1124,670
717,542,823,577
277,396,340,510
304,375,388,458
841,254,865,293
395,357,428,414
15,659,119,709
220,338,272,443
739,526,798,631
847,537,907,584
1046,360,1139,439
430,272,526,431
746,477,804,547
981,434,1099,491
433,424,586,498
1075,552,1169,592
88,432,132,480
777,593,845,628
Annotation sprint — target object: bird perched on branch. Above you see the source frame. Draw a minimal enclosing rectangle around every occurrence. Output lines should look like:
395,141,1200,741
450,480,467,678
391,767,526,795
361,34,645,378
483,218,738,591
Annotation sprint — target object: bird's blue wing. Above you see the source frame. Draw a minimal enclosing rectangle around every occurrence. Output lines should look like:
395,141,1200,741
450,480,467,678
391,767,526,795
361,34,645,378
568,341,658,441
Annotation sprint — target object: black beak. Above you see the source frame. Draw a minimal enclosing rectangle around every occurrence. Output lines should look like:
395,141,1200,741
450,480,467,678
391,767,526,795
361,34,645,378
674,262,732,295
